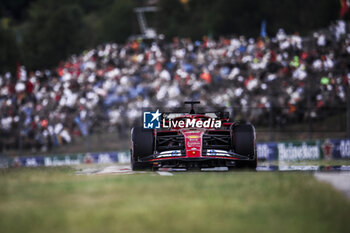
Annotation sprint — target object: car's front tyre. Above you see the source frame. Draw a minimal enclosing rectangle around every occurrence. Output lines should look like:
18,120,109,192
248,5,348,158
232,124,257,169
131,127,154,171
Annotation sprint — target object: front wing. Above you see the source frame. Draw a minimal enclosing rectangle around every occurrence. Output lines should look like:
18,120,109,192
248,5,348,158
138,150,254,167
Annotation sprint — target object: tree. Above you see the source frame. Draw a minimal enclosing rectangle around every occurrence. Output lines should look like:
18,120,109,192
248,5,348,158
22,0,86,70
96,0,136,44
0,23,19,75
157,0,339,39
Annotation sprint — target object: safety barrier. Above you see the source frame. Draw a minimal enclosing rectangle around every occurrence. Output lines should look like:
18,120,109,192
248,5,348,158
0,151,130,168
0,138,349,168
257,138,350,161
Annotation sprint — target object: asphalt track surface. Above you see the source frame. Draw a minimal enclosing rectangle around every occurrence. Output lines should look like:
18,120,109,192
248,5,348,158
314,173,350,198
76,164,350,198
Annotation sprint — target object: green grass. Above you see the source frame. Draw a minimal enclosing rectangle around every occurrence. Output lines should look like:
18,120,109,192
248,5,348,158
0,167,350,233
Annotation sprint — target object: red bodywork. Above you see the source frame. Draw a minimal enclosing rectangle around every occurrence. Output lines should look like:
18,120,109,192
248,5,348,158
132,103,256,169
183,129,203,157
139,114,253,168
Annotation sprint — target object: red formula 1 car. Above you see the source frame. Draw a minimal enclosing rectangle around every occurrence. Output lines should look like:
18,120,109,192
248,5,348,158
131,101,256,171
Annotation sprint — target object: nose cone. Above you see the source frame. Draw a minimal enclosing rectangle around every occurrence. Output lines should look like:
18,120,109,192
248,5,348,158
182,130,203,157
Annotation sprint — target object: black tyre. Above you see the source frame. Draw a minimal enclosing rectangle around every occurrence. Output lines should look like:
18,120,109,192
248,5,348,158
232,124,257,169
131,127,154,170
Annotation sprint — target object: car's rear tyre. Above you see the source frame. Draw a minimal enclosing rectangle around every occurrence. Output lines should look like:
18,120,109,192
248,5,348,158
131,127,154,171
232,124,257,169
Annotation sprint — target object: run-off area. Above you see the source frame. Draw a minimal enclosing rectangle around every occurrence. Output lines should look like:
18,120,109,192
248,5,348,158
75,162,350,199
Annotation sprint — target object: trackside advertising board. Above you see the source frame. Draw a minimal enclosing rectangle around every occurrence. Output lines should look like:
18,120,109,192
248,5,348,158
0,139,349,167
1,151,130,168
257,138,350,161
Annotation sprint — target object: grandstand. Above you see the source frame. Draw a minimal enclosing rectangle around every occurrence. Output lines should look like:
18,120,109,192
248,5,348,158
0,19,349,153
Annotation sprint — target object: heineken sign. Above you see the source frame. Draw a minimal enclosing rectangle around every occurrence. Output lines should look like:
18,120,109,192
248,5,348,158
278,142,320,161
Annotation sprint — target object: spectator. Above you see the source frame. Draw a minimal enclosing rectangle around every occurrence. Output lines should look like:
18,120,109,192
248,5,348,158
0,21,349,151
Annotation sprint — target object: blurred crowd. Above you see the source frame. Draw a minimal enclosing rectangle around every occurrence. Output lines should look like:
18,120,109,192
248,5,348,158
1,20,350,152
